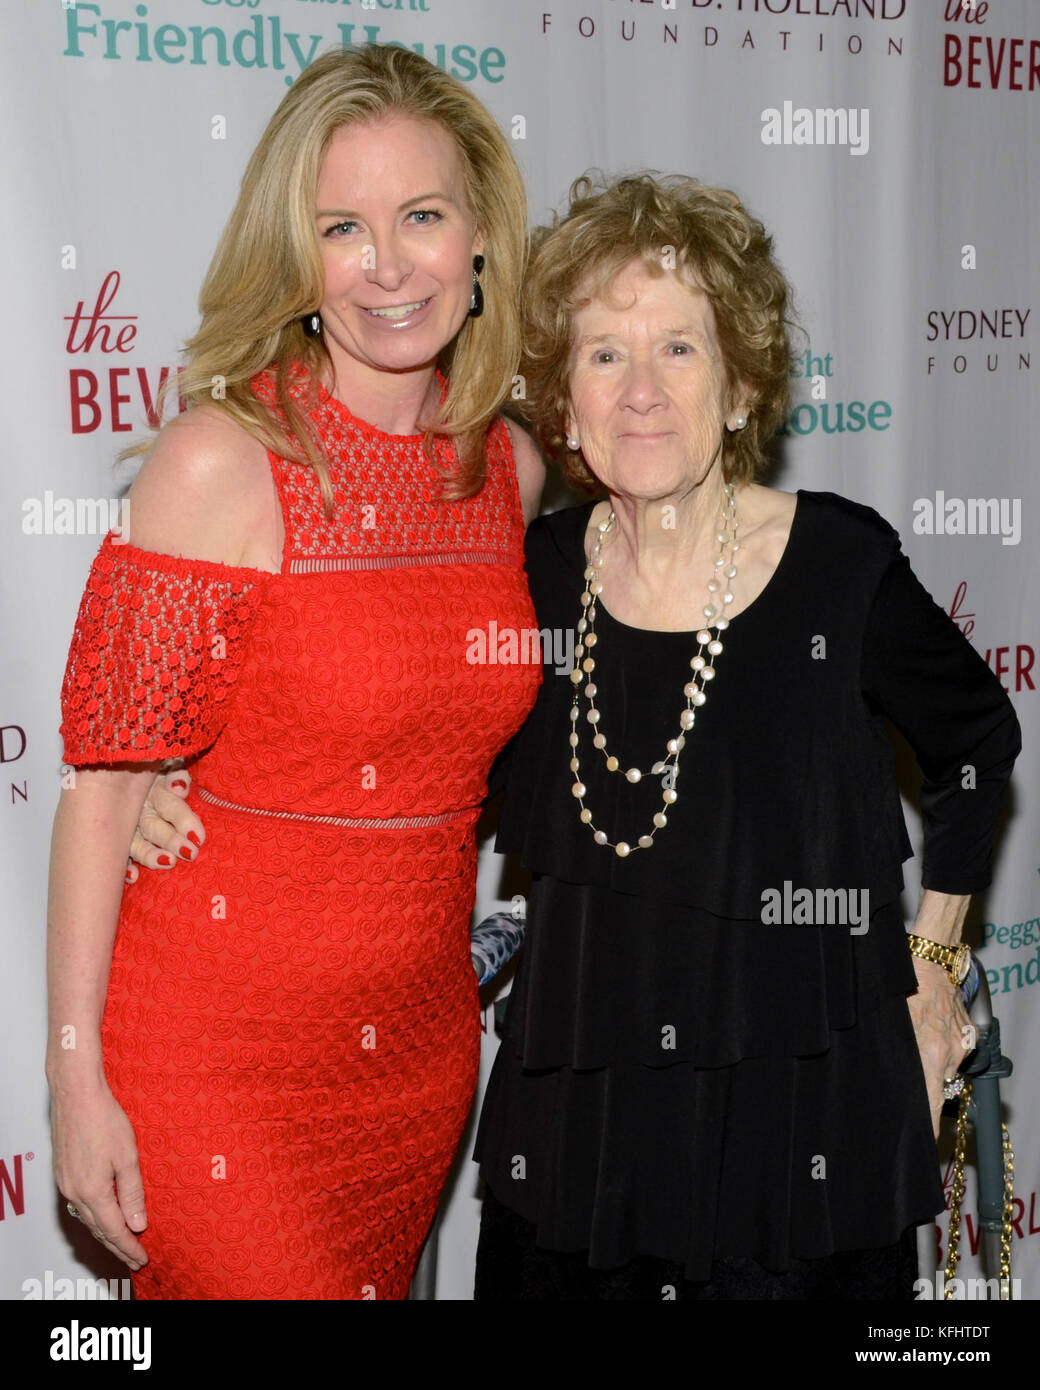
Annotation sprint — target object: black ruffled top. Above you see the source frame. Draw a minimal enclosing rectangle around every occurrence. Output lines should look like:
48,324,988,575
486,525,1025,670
474,491,1021,1277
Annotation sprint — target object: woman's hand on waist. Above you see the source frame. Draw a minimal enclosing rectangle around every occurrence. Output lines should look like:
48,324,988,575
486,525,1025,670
126,767,204,880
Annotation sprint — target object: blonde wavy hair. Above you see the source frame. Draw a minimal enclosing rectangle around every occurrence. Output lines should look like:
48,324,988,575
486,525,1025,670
126,45,528,508
520,172,797,490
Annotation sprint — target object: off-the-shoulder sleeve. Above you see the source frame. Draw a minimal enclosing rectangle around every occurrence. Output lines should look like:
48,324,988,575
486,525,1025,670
861,539,1021,895
60,533,270,766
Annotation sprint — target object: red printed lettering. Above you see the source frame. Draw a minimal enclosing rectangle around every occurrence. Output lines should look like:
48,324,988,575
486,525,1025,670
70,370,102,434
0,1155,25,1220
64,270,137,355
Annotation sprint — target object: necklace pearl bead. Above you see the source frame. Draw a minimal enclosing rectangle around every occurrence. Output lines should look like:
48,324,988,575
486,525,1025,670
570,484,738,855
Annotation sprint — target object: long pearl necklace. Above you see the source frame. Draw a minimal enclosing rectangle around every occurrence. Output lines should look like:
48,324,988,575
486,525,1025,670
569,483,739,856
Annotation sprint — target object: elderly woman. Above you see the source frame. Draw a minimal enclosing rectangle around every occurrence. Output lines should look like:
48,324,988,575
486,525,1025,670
131,172,1020,1301
469,173,1021,1300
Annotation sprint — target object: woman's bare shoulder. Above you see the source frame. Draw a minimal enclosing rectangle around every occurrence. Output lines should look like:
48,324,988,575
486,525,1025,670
741,483,797,520
125,406,279,570
503,417,545,526
738,485,798,557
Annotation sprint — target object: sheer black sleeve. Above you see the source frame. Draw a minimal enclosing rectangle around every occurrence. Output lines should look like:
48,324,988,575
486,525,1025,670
860,542,1021,894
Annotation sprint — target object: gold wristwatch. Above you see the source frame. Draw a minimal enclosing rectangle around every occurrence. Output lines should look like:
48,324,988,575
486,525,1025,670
907,933,972,985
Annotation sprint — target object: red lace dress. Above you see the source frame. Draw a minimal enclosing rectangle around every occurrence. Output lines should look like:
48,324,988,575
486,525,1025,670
59,368,541,1300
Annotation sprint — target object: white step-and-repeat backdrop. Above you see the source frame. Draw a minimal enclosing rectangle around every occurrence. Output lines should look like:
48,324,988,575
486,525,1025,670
1,0,1036,1301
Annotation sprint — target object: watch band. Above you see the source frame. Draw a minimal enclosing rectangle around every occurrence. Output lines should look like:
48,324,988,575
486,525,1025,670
907,933,971,985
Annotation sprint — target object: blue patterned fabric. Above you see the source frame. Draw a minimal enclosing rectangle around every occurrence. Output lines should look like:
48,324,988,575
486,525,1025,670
471,912,526,986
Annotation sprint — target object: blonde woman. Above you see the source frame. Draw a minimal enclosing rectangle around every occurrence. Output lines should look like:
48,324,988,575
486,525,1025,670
49,45,543,1301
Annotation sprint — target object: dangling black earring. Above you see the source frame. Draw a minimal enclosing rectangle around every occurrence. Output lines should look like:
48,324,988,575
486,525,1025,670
301,312,322,338
468,255,485,318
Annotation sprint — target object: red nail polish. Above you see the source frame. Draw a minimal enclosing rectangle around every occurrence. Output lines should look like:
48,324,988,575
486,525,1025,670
171,779,187,790
157,853,172,866
187,830,202,847
178,845,194,860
